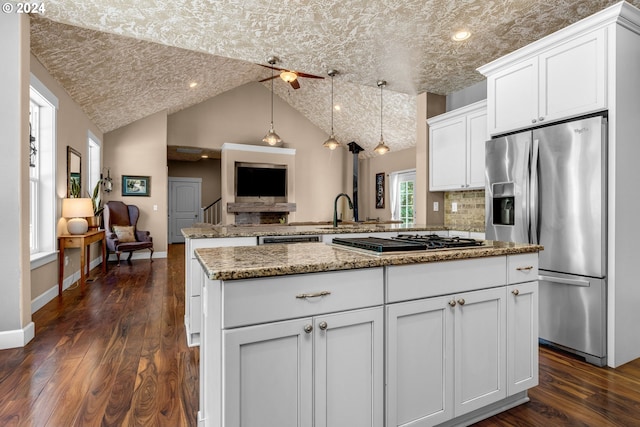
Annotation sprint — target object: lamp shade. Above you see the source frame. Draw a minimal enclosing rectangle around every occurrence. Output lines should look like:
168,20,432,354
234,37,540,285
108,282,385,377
62,198,93,234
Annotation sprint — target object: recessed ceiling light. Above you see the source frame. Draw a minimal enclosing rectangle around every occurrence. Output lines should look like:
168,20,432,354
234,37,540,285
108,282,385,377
452,30,471,41
201,154,209,158
189,82,198,88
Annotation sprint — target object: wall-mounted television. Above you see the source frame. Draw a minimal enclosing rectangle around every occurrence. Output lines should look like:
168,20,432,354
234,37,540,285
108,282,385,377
235,162,287,202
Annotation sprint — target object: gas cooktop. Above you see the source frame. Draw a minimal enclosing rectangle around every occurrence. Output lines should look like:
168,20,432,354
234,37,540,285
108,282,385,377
331,234,484,254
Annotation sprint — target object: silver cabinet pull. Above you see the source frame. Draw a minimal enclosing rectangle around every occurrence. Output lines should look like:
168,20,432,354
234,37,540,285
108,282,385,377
304,325,313,333
516,266,534,271
448,300,457,307
532,119,537,123
539,117,545,121
512,289,520,296
296,291,331,299
319,321,328,330
457,298,466,306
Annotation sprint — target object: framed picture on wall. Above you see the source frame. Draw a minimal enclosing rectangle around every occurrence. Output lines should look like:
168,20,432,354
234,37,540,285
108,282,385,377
375,172,385,209
122,175,151,196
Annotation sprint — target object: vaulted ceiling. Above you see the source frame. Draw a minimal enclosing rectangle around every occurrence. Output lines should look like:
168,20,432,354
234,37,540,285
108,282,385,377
29,0,637,158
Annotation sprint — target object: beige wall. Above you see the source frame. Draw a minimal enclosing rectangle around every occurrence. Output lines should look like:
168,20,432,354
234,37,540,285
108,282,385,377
168,82,348,223
30,54,104,302
104,111,168,254
168,159,221,208
360,148,417,221
415,92,446,225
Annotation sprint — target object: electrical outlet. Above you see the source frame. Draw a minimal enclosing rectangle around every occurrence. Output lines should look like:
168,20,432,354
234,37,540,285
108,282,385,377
433,201,439,211
65,256,69,266
153,204,158,211
452,202,458,213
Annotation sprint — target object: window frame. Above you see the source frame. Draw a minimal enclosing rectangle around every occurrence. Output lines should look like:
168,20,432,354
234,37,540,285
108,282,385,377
29,74,58,269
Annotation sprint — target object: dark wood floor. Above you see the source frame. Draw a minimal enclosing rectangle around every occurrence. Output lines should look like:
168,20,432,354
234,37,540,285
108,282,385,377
0,244,198,426
1,244,640,426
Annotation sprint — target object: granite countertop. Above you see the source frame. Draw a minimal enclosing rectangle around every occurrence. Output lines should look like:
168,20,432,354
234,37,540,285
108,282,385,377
195,241,543,281
182,223,485,239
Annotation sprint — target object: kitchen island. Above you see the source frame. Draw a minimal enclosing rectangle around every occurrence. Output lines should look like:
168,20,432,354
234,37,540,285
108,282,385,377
182,223,485,346
195,240,542,427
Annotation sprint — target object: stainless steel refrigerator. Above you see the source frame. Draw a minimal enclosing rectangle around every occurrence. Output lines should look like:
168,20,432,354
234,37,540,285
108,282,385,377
485,115,607,366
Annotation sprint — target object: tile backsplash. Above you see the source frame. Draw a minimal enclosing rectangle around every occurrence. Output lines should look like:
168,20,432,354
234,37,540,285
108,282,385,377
444,190,485,229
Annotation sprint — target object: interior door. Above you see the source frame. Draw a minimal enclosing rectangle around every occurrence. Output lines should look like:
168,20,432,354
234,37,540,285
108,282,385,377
168,177,201,243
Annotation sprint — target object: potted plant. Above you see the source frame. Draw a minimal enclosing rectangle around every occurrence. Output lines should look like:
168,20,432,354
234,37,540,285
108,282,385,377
87,179,103,229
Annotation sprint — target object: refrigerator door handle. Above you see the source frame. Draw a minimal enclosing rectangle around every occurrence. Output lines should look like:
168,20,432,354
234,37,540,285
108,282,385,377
539,275,590,287
530,138,540,244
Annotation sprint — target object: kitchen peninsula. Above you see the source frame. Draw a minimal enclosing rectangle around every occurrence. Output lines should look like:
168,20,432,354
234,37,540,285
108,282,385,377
194,240,542,427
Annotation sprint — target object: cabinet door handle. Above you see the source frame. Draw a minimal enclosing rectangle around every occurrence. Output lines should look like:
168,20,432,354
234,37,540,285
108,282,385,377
539,117,545,121
296,291,331,299
448,300,457,307
304,324,313,333
531,119,537,123
457,298,466,306
512,289,520,296
319,321,328,330
516,266,534,271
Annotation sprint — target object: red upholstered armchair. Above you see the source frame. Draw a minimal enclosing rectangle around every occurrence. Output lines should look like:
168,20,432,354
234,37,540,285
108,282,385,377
103,201,154,266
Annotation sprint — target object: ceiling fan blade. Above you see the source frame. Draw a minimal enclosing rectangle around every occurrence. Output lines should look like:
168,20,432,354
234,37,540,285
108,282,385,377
258,75,279,83
258,63,286,72
289,79,301,89
296,72,324,79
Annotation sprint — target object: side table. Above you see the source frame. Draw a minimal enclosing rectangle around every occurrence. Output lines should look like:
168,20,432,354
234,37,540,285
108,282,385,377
58,229,107,296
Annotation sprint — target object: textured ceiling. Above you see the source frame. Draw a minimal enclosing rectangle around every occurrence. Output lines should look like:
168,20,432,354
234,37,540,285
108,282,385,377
29,0,639,157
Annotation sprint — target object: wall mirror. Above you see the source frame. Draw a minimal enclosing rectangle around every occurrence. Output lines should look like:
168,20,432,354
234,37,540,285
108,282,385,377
67,146,81,197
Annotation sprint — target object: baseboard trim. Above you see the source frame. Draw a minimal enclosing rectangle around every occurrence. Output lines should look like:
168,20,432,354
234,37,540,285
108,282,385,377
0,321,35,349
31,252,166,314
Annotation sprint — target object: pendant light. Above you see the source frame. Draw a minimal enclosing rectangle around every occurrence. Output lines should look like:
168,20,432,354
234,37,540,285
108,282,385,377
374,80,390,155
262,57,282,146
322,69,340,150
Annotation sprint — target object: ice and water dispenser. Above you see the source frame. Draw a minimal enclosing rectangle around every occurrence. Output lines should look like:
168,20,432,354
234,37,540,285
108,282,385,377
491,182,515,226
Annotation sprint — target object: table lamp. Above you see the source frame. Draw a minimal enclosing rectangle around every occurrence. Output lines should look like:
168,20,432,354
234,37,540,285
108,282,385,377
62,198,94,234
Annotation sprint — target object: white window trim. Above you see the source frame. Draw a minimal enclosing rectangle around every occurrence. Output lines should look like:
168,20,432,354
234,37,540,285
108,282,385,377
390,169,416,224
29,74,58,270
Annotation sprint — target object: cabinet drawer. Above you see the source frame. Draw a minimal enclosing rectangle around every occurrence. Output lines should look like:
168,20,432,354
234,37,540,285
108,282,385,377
507,253,539,284
387,257,507,302
223,268,384,328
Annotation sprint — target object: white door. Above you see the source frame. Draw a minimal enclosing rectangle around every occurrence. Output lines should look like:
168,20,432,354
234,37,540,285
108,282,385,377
454,287,507,416
168,177,201,243
224,318,314,427
315,307,384,427
387,297,454,427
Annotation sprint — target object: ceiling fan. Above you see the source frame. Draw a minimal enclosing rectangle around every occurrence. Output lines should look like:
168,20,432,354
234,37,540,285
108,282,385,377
258,56,324,89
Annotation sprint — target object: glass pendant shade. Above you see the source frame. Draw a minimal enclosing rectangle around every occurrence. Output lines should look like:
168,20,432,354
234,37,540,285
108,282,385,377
374,138,390,154
323,134,340,150
280,70,297,83
263,123,282,146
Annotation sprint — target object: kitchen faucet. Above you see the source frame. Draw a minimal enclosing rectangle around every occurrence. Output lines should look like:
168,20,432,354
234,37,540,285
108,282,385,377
333,193,354,227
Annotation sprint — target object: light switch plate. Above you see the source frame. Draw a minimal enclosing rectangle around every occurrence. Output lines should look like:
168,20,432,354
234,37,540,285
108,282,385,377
433,202,439,211
452,202,458,212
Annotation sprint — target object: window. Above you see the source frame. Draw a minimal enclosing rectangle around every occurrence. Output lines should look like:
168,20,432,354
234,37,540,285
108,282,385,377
30,75,58,268
390,170,416,226
87,131,101,195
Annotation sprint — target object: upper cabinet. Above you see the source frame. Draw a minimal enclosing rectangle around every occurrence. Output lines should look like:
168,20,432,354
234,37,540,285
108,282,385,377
428,100,487,191
481,27,606,136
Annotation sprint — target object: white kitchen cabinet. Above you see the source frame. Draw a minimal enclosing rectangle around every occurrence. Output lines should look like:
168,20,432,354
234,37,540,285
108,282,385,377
484,28,606,135
428,100,487,191
387,287,506,427
223,307,383,427
507,282,539,395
